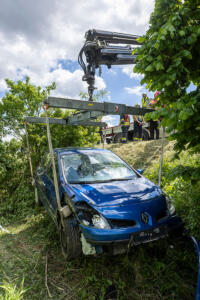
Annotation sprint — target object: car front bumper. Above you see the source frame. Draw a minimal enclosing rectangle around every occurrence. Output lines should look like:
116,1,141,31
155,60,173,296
80,215,183,246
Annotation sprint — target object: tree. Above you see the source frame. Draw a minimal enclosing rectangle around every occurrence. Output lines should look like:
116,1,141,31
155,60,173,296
0,77,100,165
134,0,200,181
0,77,56,139
0,77,100,207
79,89,109,102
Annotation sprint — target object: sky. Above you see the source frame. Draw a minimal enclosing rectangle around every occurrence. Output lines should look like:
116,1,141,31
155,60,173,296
0,0,155,127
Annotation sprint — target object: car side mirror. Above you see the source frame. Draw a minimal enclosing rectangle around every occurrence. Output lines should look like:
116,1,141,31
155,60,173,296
36,167,43,174
137,169,144,175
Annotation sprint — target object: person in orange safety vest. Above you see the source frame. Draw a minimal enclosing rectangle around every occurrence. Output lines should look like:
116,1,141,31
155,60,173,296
120,113,130,143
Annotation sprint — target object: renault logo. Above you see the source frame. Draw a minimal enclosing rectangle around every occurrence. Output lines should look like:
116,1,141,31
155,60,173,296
141,212,149,224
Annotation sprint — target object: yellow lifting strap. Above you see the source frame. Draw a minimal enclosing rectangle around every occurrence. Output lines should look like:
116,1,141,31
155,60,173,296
24,122,39,204
158,126,165,187
43,105,65,228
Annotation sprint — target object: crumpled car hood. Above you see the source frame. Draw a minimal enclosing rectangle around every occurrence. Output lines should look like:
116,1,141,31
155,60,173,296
71,177,162,207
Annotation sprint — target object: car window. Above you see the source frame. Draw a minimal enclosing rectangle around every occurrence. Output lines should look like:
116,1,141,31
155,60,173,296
43,153,59,181
61,151,138,184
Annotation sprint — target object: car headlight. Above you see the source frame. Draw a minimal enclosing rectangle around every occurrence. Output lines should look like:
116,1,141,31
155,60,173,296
92,214,111,229
165,195,175,215
75,202,111,229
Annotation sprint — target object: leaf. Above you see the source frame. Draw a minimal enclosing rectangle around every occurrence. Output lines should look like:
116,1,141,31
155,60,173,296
182,50,192,59
156,62,164,71
145,64,154,72
179,111,189,120
137,36,145,43
179,30,185,37
165,80,172,86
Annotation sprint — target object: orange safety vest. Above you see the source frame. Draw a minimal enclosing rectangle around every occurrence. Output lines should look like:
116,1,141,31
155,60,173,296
120,114,130,126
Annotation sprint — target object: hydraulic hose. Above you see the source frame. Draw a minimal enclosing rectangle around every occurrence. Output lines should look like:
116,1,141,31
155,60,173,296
190,236,200,300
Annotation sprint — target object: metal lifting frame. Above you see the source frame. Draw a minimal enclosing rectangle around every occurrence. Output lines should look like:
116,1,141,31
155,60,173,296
25,96,153,126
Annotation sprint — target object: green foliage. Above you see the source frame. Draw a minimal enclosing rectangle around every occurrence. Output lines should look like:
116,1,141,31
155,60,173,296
0,77,101,214
134,0,200,176
0,77,56,139
0,279,27,300
144,148,200,239
79,89,109,102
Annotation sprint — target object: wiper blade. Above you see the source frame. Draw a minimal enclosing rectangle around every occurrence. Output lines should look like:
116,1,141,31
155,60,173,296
103,178,133,182
69,177,134,184
69,181,92,184
69,180,106,184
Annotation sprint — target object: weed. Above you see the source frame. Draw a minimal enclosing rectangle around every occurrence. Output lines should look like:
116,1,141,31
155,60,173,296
0,278,27,300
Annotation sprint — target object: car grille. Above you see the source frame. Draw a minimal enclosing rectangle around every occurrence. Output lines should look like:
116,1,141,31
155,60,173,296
132,226,168,245
109,219,136,228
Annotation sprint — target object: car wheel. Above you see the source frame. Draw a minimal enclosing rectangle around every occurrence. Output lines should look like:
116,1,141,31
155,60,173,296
142,129,150,140
59,217,82,259
106,138,111,144
114,133,123,143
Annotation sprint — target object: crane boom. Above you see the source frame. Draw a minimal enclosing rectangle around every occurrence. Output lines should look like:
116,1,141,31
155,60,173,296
78,29,141,101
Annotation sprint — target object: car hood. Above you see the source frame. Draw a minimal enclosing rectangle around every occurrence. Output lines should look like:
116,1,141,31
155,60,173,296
71,177,163,207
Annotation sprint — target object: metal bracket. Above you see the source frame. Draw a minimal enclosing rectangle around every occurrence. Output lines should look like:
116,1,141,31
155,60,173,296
25,116,107,127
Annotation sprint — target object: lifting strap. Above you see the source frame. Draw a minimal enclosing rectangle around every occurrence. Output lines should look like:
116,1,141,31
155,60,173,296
24,122,39,204
158,126,165,187
43,105,65,228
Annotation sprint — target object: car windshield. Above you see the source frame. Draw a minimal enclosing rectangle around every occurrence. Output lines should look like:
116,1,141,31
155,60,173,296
61,151,138,184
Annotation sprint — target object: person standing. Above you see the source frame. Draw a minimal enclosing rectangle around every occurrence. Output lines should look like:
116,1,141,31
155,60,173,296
133,104,143,141
99,127,104,144
142,93,150,108
120,113,130,143
149,91,160,140
149,119,159,140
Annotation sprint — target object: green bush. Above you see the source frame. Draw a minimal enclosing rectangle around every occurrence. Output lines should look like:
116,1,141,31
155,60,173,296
144,150,200,239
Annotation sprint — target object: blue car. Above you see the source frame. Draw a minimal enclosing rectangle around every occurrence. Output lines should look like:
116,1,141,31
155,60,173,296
36,147,183,259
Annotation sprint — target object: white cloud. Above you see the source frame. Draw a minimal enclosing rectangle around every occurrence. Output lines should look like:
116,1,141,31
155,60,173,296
0,0,155,98
124,85,154,100
125,85,146,96
0,79,8,93
21,67,106,98
102,115,119,127
122,65,144,80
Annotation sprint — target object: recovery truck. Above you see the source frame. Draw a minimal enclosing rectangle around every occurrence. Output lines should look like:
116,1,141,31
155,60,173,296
102,121,150,143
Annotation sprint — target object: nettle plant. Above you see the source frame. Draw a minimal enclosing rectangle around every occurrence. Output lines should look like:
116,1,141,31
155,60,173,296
134,0,200,182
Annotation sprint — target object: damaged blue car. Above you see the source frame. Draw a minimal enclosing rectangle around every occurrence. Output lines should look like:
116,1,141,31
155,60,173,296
35,148,183,259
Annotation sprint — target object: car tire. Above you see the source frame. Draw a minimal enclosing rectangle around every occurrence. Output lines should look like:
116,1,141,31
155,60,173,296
106,138,111,144
59,217,82,259
114,133,123,143
142,129,150,141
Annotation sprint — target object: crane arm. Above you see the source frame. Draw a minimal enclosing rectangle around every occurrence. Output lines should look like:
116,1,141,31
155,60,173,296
78,29,141,101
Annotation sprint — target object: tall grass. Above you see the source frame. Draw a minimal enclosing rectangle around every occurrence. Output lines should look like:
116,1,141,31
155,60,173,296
0,279,27,300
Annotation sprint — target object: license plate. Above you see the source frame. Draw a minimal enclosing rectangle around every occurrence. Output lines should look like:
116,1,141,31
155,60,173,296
132,226,168,245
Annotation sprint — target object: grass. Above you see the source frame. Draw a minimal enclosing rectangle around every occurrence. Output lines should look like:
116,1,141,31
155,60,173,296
0,140,199,299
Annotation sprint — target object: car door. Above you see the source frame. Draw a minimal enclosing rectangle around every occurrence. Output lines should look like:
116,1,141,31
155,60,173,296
37,153,58,224
44,154,60,224
36,154,48,207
